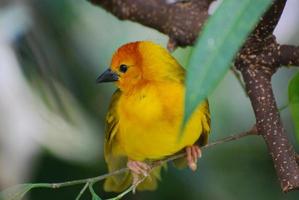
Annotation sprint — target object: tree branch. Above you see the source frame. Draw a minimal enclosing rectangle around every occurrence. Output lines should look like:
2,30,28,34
278,44,299,66
236,0,299,192
253,0,286,39
87,0,211,46
238,64,299,192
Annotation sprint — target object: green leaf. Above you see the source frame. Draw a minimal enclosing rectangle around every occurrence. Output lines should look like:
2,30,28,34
0,184,36,200
88,184,102,200
184,0,272,126
289,71,299,143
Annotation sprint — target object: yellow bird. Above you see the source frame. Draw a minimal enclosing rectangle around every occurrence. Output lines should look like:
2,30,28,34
97,41,211,192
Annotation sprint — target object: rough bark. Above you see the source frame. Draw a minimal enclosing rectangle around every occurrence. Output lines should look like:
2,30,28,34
278,45,299,66
235,0,299,192
88,0,212,46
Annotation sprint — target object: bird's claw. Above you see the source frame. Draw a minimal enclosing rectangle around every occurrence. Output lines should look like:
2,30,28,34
186,145,202,171
127,160,151,193
127,160,151,176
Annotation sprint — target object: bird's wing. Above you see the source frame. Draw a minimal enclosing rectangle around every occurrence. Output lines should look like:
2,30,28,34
197,99,211,146
105,89,121,146
103,89,130,191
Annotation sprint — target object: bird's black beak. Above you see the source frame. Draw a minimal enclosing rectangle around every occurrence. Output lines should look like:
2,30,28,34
96,69,119,83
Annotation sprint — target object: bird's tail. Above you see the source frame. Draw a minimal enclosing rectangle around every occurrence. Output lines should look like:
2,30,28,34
103,156,162,192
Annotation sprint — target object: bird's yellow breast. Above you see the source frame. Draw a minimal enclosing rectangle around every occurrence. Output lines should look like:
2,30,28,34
115,82,209,161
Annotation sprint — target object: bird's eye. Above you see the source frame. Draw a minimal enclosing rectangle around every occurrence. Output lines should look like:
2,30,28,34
119,64,128,73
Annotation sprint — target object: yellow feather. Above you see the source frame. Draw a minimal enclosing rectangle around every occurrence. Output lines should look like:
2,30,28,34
102,41,211,192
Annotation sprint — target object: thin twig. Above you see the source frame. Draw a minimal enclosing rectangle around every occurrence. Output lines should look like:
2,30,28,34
36,168,129,189
75,182,89,200
203,125,258,148
106,176,146,200
231,66,248,96
157,125,258,166
29,126,258,190
0,126,259,200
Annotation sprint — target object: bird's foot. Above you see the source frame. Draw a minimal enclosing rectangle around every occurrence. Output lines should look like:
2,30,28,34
186,145,202,171
127,160,151,193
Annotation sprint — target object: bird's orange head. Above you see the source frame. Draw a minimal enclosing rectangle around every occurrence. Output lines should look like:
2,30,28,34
96,41,184,92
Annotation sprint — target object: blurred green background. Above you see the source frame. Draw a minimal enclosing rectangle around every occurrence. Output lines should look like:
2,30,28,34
0,0,299,199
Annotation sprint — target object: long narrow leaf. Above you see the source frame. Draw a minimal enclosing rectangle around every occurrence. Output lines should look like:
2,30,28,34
184,0,272,126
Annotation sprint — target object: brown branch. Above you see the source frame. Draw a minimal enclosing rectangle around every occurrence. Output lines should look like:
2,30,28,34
236,0,299,192
88,0,211,47
238,64,299,192
278,45,299,66
253,0,286,40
